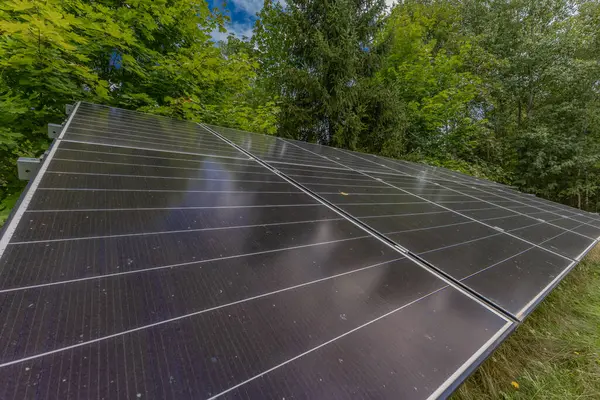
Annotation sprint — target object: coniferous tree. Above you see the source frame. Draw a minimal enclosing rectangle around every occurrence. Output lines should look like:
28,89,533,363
254,0,402,151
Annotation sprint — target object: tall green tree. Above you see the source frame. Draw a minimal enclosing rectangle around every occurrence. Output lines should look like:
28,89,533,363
254,0,402,151
0,0,121,222
461,0,600,207
380,0,600,208
380,0,504,178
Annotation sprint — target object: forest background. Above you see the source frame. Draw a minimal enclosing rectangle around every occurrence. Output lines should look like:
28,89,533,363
1,0,600,224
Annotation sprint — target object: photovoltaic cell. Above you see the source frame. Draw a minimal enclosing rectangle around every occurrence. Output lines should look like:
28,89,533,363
0,102,514,399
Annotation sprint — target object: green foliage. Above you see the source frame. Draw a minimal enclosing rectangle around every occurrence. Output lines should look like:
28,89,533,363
253,0,403,151
0,187,23,226
1,0,600,218
373,0,600,209
251,0,600,210
0,0,277,218
382,1,497,165
463,0,600,208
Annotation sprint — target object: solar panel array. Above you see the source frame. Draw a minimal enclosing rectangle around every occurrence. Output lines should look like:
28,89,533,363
0,102,595,399
208,125,599,319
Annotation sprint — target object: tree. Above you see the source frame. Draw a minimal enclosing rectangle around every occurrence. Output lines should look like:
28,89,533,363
253,0,402,151
380,0,503,178
462,0,600,207
0,0,277,223
2,0,600,217
379,0,600,208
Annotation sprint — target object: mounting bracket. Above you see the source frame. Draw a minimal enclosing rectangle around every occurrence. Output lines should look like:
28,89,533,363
17,157,41,180
48,123,63,139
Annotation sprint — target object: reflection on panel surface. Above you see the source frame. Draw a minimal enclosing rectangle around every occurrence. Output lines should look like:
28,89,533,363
65,103,244,157
207,124,344,169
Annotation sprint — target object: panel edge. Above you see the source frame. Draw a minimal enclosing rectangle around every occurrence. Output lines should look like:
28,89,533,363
0,101,81,258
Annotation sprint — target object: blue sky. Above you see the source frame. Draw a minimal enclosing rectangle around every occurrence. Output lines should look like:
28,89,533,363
210,0,396,41
210,0,265,41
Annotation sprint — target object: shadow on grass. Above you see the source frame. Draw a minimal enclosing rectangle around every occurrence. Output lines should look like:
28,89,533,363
452,245,600,399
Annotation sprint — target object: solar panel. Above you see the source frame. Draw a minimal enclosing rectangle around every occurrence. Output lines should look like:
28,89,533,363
0,103,514,399
66,103,243,158
204,124,344,170
211,124,598,320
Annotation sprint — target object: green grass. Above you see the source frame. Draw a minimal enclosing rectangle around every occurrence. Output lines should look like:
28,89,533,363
452,245,600,400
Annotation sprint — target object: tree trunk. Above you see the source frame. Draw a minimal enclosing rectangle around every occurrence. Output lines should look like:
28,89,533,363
527,90,534,117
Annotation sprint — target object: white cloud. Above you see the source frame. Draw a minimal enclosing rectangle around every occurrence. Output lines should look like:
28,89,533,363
210,28,230,43
228,0,287,16
230,22,254,38
211,22,254,42
230,0,264,16
211,0,392,42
